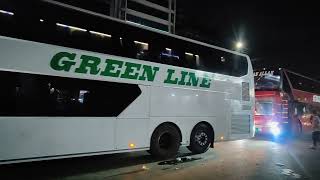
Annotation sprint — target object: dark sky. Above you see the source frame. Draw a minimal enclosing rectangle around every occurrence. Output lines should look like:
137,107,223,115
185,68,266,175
176,1,320,78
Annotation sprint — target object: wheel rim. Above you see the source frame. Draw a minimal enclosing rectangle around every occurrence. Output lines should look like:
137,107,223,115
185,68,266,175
195,131,208,146
159,132,172,149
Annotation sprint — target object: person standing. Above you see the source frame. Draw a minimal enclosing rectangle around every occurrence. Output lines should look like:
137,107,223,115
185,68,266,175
310,110,320,149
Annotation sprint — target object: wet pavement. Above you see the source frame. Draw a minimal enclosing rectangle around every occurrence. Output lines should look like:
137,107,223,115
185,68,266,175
1,134,319,180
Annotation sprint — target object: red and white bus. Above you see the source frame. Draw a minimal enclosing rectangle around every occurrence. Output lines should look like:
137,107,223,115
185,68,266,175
254,68,320,136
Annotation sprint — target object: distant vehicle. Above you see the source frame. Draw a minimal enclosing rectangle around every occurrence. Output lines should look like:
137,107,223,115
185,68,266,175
0,1,254,164
254,68,320,137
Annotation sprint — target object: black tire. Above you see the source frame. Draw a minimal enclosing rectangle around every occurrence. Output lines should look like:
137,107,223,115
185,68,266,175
187,123,213,154
150,124,181,159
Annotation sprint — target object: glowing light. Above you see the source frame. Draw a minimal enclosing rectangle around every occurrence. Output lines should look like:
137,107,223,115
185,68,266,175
56,23,87,32
129,143,135,148
134,40,148,46
185,52,193,56
268,121,281,136
220,136,224,140
236,41,243,49
171,93,175,97
0,10,14,16
267,121,279,127
40,19,44,22
166,48,172,51
195,94,199,97
89,30,111,37
270,126,281,136
142,165,149,170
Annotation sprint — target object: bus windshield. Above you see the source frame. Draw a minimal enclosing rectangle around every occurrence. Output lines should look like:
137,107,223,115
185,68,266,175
254,71,281,90
255,101,273,115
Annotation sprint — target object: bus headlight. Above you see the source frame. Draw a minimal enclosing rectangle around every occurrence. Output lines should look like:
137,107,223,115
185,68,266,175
270,126,281,136
268,121,281,136
267,121,279,128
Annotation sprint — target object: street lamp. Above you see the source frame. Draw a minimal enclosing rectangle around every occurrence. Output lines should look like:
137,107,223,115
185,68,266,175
235,41,243,50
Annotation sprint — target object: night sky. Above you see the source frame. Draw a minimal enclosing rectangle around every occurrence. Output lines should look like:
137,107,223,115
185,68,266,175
176,1,320,78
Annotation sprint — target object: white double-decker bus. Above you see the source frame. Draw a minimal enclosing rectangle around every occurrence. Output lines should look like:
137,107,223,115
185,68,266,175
0,1,254,164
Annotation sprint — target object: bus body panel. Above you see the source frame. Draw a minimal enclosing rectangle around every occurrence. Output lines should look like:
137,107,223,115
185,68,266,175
0,117,116,161
0,36,254,164
118,85,150,119
115,118,149,150
0,146,149,165
150,86,229,117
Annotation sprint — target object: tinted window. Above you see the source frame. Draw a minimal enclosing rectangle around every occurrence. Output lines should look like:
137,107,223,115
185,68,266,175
55,0,112,16
287,71,320,94
0,71,141,116
0,1,248,77
254,70,281,90
193,44,248,77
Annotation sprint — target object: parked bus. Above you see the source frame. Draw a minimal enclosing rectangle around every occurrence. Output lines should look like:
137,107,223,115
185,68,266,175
254,68,320,136
0,1,254,164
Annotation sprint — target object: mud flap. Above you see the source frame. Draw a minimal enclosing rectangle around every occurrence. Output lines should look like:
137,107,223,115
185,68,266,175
210,141,214,148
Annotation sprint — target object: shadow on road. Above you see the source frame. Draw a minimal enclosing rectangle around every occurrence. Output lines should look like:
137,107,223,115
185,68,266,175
0,151,155,179
0,148,194,179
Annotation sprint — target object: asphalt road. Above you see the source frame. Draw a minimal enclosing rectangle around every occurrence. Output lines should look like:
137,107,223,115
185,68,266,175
0,134,319,180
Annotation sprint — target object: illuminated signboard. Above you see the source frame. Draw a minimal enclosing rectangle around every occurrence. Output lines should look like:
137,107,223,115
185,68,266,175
254,70,274,77
313,95,320,103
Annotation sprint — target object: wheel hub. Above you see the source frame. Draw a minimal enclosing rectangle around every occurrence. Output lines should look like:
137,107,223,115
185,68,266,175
195,132,208,146
159,132,172,149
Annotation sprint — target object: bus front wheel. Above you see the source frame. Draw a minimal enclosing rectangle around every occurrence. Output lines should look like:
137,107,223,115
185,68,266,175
187,123,213,154
150,124,181,159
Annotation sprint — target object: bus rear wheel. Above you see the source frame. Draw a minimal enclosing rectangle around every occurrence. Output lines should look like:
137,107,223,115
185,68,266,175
150,124,181,159
187,123,213,154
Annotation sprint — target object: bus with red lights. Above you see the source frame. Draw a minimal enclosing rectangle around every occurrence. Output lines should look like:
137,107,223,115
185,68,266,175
254,68,320,136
